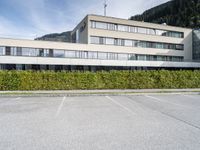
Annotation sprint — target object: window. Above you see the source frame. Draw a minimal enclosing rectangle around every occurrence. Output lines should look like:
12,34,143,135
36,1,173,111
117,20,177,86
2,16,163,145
22,48,31,56
90,36,99,44
91,21,183,38
88,52,98,59
96,22,107,29
138,55,146,61
44,49,50,57
156,30,166,36
106,38,114,45
0,47,5,55
147,29,156,35
118,25,129,32
156,43,164,49
98,52,107,60
138,27,147,34
175,44,184,50
16,47,22,56
118,54,128,60
65,51,76,58
130,26,137,33
108,53,117,60
99,37,105,44
80,51,88,59
128,54,137,60
125,40,133,47
91,21,96,28
5,47,11,55
157,56,163,61
108,23,117,30
11,47,17,56
54,50,65,57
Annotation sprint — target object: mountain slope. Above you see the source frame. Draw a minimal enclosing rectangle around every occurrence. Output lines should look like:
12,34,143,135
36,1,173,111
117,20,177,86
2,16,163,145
130,0,200,28
35,31,72,42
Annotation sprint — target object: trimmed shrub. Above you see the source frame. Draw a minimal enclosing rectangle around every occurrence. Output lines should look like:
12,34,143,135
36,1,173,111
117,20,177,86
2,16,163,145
0,70,200,91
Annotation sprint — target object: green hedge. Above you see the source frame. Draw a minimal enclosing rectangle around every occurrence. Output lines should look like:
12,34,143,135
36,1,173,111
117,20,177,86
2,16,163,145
0,70,200,90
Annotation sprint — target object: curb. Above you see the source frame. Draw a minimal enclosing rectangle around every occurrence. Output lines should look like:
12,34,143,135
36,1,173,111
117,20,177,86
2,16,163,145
0,90,200,97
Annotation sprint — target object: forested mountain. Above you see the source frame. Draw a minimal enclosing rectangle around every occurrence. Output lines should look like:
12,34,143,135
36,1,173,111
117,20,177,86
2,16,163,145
35,31,72,42
130,0,200,29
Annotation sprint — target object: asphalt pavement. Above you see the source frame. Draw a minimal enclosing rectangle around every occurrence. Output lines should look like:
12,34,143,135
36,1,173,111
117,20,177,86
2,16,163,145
0,94,200,150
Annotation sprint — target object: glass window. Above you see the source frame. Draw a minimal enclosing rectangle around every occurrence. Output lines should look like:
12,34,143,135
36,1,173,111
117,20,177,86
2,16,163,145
88,51,98,59
138,55,146,61
118,54,128,60
80,51,88,59
156,43,164,49
138,27,147,34
156,30,166,36
98,52,107,60
22,48,30,56
130,26,137,33
108,53,117,60
147,29,156,35
146,55,154,61
11,47,17,56
99,37,105,44
125,40,133,47
96,22,107,29
75,51,81,58
91,21,96,28
108,23,117,30
128,54,137,60
157,56,163,61
16,47,22,56
54,50,65,58
0,47,5,55
118,25,129,32
5,47,11,55
175,44,184,50
65,51,76,58
90,36,99,44
106,38,114,45
166,56,172,61
44,49,49,57
138,41,146,48
29,48,37,56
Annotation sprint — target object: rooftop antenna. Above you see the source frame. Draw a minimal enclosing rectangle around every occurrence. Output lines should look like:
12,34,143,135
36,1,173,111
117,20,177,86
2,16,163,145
104,0,107,16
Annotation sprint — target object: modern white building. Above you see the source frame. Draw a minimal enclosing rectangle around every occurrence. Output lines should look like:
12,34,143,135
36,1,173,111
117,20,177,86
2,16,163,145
0,14,199,71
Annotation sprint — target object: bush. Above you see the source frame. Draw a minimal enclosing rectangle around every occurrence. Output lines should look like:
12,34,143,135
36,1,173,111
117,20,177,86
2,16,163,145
0,70,200,91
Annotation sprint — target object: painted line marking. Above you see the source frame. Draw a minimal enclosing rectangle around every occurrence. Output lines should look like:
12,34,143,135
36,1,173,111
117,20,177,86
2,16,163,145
145,95,190,108
105,96,136,115
55,96,66,117
15,97,21,100
182,94,199,100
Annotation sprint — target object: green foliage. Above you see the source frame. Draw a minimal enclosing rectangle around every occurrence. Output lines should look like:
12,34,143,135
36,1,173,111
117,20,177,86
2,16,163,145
130,0,200,29
0,70,200,91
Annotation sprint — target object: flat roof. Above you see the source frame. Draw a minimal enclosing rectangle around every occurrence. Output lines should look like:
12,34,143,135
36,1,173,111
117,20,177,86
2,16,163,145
87,14,192,31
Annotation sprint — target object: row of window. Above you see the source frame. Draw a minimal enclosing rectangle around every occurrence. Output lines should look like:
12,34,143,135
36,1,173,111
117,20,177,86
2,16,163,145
0,46,183,62
90,21,184,38
90,36,184,50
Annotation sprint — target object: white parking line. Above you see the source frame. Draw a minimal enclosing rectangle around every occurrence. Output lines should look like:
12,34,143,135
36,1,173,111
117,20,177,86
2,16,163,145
55,96,66,117
145,95,190,108
105,96,136,115
15,97,21,100
182,94,199,100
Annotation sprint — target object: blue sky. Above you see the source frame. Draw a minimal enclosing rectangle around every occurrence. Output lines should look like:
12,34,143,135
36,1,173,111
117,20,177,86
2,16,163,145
0,0,169,39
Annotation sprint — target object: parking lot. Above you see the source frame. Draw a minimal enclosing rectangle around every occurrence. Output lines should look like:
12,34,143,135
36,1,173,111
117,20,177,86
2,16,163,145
0,94,200,150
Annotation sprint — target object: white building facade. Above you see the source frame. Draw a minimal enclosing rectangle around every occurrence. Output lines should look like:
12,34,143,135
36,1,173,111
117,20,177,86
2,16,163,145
0,14,199,71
